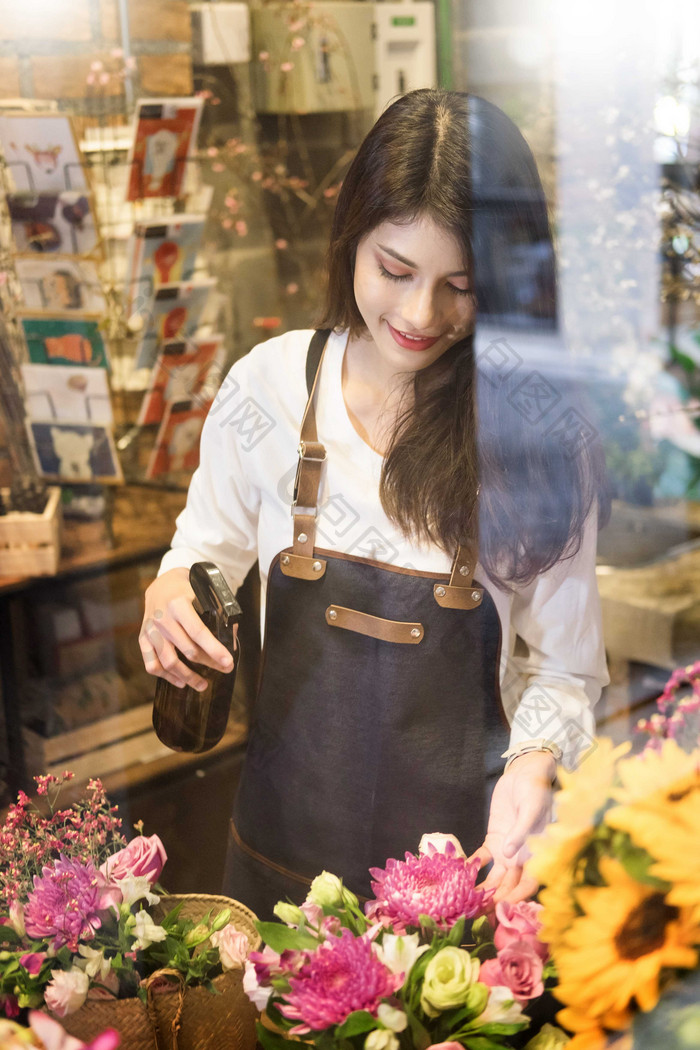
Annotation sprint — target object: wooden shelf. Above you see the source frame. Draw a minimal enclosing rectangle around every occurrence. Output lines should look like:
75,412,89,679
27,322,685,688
7,719,248,815
0,484,187,595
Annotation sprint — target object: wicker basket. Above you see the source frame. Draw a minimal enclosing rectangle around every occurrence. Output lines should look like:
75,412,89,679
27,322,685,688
59,894,261,1050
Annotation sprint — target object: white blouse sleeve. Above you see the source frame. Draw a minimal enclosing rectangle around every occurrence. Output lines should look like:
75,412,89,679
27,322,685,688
502,509,610,770
158,362,261,593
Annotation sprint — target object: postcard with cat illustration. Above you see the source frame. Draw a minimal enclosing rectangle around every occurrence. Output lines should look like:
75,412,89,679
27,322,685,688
28,421,122,483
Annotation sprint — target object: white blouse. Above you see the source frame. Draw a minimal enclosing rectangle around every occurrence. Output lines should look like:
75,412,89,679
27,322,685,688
160,328,610,769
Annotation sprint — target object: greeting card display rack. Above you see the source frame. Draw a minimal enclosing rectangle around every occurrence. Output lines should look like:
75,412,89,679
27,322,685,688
0,100,227,496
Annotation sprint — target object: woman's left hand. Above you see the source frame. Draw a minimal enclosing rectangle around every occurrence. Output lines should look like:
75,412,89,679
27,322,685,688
469,750,556,903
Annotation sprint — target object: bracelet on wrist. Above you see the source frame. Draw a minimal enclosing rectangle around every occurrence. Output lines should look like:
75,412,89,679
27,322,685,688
502,740,562,775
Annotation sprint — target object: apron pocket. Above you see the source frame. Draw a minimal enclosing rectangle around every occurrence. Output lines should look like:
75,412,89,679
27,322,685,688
325,604,424,643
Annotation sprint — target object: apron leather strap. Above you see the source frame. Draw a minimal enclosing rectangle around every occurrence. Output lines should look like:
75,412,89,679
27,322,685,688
283,330,331,578
286,329,482,608
434,541,483,608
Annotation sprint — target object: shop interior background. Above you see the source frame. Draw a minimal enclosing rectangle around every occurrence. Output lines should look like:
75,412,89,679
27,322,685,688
0,0,699,891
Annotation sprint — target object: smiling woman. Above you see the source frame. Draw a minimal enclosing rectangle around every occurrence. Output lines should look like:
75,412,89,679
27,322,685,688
341,217,477,454
142,89,610,923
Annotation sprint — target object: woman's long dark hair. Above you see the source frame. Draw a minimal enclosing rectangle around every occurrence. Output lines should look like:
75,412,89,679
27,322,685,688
317,89,608,589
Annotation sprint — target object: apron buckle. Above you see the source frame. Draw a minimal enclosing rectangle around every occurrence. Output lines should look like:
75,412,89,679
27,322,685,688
291,441,326,512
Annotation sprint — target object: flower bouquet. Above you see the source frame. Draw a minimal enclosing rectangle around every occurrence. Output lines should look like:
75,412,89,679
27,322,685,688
527,737,700,1050
0,773,260,1050
244,833,566,1050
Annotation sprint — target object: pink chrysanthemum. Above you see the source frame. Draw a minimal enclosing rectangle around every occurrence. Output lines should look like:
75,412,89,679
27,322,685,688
279,929,401,1033
24,855,112,950
366,843,493,931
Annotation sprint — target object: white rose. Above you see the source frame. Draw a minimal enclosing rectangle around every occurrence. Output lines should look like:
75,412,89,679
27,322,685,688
523,1023,570,1049
45,968,90,1017
377,1004,408,1032
115,874,160,908
129,911,168,950
365,1030,399,1050
420,947,481,1017
77,944,112,982
476,985,526,1026
243,959,273,1011
418,833,467,859
273,902,303,926
376,933,429,979
308,871,345,908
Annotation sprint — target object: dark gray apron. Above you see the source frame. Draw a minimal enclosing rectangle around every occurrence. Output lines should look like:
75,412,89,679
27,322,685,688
224,331,507,920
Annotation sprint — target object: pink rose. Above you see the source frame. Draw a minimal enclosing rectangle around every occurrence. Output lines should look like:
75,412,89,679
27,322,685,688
300,900,324,927
210,925,250,971
494,900,548,960
426,1044,464,1050
45,968,90,1017
478,940,544,1003
100,835,167,885
20,952,46,975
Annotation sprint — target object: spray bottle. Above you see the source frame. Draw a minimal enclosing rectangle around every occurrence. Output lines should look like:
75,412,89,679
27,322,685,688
152,562,242,753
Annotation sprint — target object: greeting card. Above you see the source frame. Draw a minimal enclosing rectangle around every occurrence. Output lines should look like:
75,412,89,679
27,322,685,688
134,279,215,370
28,421,123,483
0,112,88,192
137,334,222,425
124,214,205,317
145,399,212,479
126,98,203,201
22,364,113,425
9,191,99,256
16,258,106,314
21,316,109,368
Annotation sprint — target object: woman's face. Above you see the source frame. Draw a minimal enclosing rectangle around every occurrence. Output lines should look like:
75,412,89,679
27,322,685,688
352,215,476,373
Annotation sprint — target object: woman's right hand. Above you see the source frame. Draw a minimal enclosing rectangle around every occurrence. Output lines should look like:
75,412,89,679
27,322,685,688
139,567,235,691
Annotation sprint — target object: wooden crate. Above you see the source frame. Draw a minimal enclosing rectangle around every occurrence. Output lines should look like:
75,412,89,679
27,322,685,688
23,702,248,781
23,702,170,780
0,486,62,576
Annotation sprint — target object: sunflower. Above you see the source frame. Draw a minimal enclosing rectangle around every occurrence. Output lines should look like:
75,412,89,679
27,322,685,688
613,739,698,808
536,876,580,951
606,765,700,921
556,1005,624,1050
556,738,632,833
527,740,632,935
552,857,697,1028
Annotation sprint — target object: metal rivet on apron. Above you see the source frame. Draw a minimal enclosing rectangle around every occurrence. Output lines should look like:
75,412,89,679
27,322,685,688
313,560,322,571
435,586,446,597
298,532,308,543
472,591,481,601
459,565,469,576
282,555,290,565
410,628,420,638
328,609,337,620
